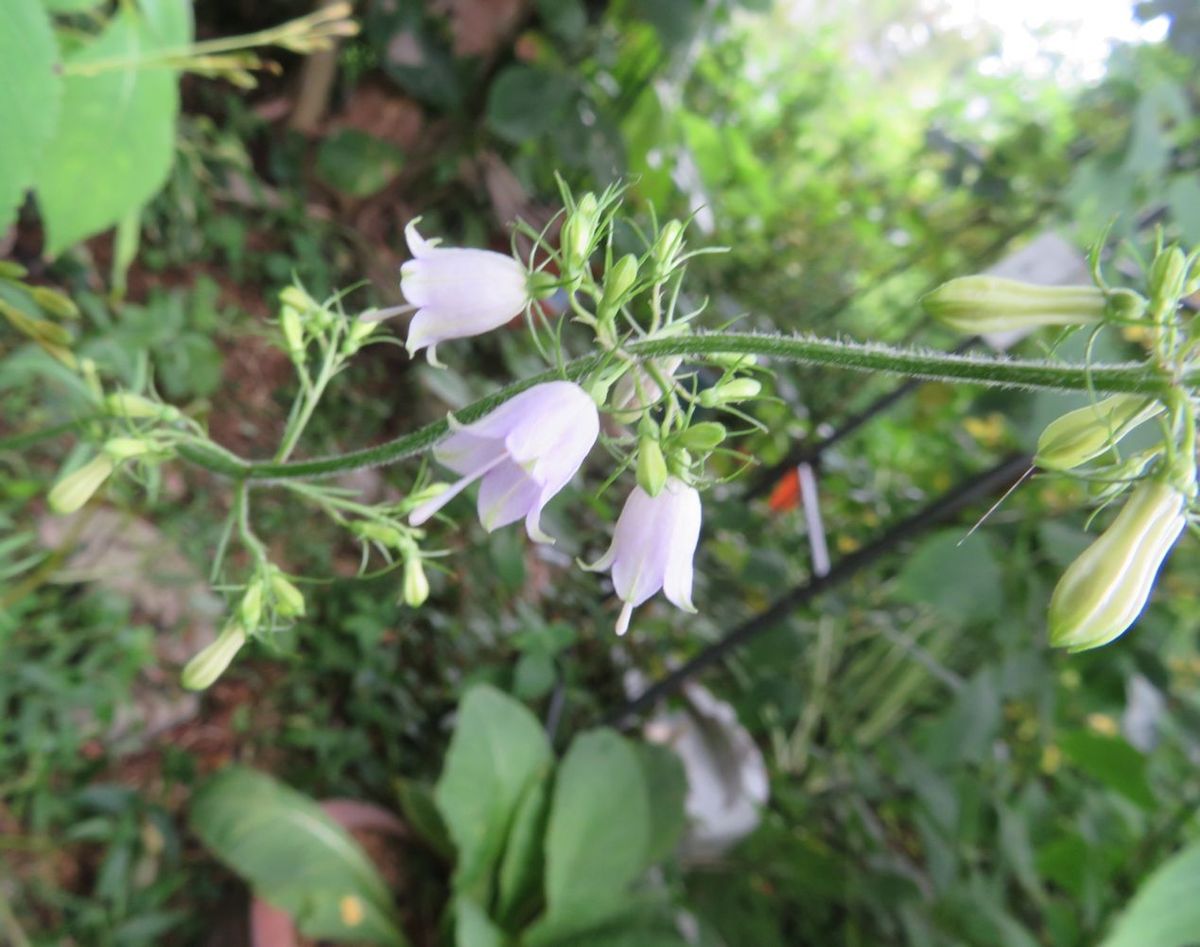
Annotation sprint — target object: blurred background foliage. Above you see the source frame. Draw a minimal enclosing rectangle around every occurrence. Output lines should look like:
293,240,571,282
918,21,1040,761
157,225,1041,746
2,0,1200,943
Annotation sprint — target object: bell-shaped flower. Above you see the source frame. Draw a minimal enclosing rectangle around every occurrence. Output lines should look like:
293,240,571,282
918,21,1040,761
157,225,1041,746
401,221,531,360
587,477,702,635
409,381,599,543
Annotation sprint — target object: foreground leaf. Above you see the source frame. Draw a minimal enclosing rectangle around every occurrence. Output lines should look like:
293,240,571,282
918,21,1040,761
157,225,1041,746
190,767,409,946
1101,840,1200,947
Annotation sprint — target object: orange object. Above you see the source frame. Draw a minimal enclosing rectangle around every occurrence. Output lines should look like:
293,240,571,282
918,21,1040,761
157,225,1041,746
768,468,802,512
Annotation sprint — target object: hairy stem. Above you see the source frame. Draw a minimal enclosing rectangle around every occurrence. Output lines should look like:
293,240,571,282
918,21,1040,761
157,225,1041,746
171,330,1185,481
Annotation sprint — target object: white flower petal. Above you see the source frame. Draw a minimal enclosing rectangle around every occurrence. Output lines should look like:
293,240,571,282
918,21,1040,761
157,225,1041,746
477,460,541,532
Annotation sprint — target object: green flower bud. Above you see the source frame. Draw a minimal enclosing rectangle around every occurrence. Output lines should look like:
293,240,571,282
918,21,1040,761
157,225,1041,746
279,285,317,313
674,421,727,452
239,580,265,629
922,276,1108,333
699,378,762,408
705,353,758,370
102,437,161,461
354,520,406,547
181,622,247,691
29,286,79,320
1148,246,1187,308
1036,395,1163,471
560,193,599,271
105,392,180,422
653,220,685,273
599,254,639,316
280,305,305,359
1049,481,1186,651
402,553,430,608
636,437,668,497
270,571,306,618
48,454,114,514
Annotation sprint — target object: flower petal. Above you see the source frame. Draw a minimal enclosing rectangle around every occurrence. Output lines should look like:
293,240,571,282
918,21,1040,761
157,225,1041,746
662,482,702,612
408,454,506,526
476,460,541,532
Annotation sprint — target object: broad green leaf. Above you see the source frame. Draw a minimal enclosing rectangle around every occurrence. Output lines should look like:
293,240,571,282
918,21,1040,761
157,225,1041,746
635,743,687,865
543,729,651,917
189,767,409,947
1057,730,1154,809
1168,176,1200,245
395,779,454,861
1101,840,1200,947
316,130,404,199
485,66,574,146
434,685,553,902
495,773,550,926
35,0,193,254
0,0,62,232
895,530,1003,623
454,898,506,947
44,0,105,10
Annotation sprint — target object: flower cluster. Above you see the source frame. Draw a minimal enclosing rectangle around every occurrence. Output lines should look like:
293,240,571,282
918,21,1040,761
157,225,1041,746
927,238,1200,649
393,189,759,635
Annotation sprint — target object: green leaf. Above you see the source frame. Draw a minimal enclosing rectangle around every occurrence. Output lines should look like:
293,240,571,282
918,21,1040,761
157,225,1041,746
189,767,409,947
316,130,404,199
485,66,574,146
1101,840,1200,947
0,0,62,232
34,0,192,254
542,729,651,918
454,897,507,947
895,530,1003,623
44,0,105,9
495,773,550,927
434,685,553,902
1057,730,1155,809
395,779,454,861
634,743,687,865
1168,175,1200,245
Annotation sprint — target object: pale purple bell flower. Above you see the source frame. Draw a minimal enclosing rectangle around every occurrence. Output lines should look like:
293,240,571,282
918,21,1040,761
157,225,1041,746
401,221,531,361
409,381,599,543
587,477,702,635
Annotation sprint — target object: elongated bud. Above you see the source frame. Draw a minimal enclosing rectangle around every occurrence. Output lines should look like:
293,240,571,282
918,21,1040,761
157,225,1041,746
353,520,406,547
922,276,1108,333
699,378,762,408
1148,246,1187,307
653,220,685,273
181,622,248,691
279,285,317,313
705,353,758,370
48,455,115,514
402,552,430,608
560,193,599,272
105,392,181,422
636,438,668,497
1036,395,1163,471
240,580,265,629
599,254,639,316
102,437,162,461
29,286,79,319
1049,481,1186,651
280,305,305,359
270,571,306,618
674,421,727,452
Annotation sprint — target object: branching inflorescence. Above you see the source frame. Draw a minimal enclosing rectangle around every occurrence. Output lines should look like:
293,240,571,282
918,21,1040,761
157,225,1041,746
41,183,1200,686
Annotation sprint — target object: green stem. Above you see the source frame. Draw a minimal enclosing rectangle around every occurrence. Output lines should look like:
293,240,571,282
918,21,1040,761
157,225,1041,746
171,331,1185,482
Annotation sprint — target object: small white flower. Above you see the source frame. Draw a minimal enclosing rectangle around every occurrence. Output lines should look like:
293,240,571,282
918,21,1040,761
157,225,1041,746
401,221,530,361
587,477,701,635
409,381,599,543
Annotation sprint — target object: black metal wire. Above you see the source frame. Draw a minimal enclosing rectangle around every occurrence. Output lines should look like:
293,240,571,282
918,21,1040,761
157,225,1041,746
605,453,1033,726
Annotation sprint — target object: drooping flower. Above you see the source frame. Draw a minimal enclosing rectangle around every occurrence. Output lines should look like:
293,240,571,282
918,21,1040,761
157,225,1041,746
586,477,702,635
401,221,531,360
409,381,599,542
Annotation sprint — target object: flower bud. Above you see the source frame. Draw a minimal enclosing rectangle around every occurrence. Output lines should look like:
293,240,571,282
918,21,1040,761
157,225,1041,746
560,193,599,271
1036,395,1163,471
279,285,317,313
29,286,79,320
1048,480,1186,651
102,437,161,461
181,622,248,691
402,552,430,608
1148,246,1187,307
48,455,115,514
239,580,265,629
599,254,639,317
354,520,406,547
280,305,305,359
674,421,727,452
922,276,1108,333
636,437,668,497
105,392,180,422
699,378,762,408
270,571,306,618
705,353,758,370
653,220,685,273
